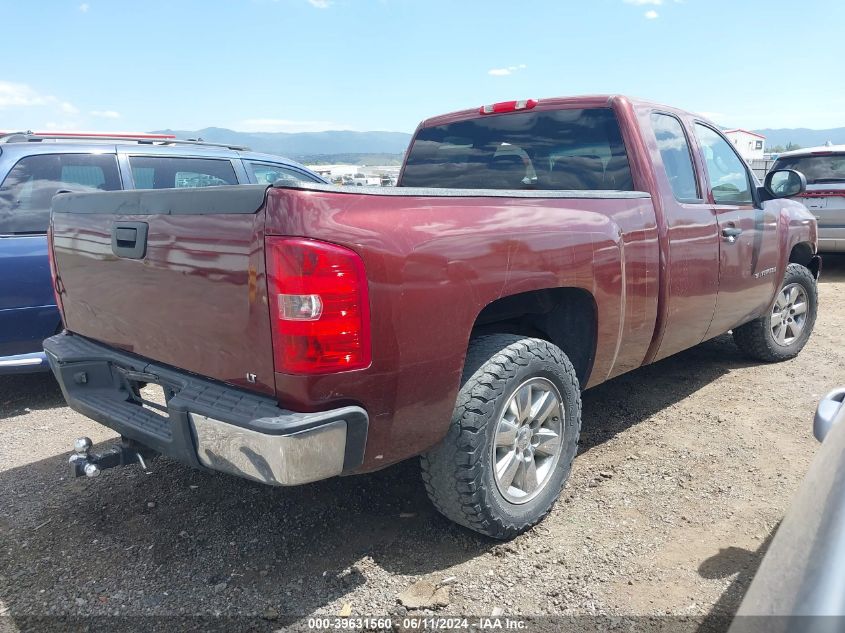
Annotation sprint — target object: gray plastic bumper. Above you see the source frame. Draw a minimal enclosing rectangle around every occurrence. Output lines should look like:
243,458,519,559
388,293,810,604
43,332,368,486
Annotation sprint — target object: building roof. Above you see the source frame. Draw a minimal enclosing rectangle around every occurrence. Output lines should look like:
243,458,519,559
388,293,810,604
724,128,766,139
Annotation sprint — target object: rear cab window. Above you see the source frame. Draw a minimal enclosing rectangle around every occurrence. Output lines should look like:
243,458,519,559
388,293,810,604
0,153,121,234
400,108,634,191
129,156,238,189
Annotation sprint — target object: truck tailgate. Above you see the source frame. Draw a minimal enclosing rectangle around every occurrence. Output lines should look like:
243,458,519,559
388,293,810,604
50,186,276,396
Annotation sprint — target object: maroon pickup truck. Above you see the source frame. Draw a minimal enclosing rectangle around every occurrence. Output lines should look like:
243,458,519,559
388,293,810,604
45,95,819,539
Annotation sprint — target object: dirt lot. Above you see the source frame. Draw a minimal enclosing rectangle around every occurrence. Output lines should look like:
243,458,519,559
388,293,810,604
2,256,844,632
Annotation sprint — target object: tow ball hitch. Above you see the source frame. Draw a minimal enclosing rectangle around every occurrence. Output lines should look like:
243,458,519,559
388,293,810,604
69,437,156,478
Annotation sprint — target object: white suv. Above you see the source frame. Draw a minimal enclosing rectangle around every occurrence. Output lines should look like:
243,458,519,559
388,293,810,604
771,145,845,252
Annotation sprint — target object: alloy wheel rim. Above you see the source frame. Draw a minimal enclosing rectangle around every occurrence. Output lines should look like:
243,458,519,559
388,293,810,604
491,377,564,504
771,283,808,346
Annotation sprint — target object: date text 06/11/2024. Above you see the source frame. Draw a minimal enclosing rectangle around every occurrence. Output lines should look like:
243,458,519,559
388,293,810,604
306,616,527,630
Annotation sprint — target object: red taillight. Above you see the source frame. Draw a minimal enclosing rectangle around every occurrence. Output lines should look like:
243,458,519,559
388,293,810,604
479,99,538,115
265,237,371,375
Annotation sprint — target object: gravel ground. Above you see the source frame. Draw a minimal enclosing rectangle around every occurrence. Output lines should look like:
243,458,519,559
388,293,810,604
1,255,844,632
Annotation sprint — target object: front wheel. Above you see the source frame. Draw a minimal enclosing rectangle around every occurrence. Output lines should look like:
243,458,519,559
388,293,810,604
733,263,818,362
420,335,581,540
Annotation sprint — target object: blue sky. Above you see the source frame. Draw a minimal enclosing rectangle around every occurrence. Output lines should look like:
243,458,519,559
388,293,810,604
0,0,842,134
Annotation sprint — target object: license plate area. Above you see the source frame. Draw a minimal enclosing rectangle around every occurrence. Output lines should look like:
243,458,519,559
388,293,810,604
138,383,169,417
114,367,176,420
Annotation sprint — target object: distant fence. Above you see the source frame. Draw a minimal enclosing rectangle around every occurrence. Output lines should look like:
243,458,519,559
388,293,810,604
750,158,777,181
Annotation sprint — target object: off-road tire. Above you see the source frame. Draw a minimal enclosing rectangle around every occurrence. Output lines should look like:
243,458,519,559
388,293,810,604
420,335,581,540
733,263,817,362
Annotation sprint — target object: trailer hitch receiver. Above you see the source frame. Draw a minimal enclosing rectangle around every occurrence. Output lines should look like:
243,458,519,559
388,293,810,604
69,437,156,478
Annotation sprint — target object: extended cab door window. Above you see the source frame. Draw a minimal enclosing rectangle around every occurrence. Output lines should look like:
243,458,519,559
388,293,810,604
129,156,238,189
0,153,121,234
651,113,700,202
247,162,321,185
694,124,753,204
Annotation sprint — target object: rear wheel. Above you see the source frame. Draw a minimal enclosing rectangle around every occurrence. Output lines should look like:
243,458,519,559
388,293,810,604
733,263,817,362
420,335,581,540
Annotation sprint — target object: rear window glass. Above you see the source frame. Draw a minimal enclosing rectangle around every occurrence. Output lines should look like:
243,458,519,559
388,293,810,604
129,156,238,189
772,153,845,185
0,153,121,234
400,107,634,191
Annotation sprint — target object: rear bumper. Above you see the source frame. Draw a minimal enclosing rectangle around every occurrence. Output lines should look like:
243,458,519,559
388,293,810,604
0,351,50,375
818,227,845,252
43,333,368,486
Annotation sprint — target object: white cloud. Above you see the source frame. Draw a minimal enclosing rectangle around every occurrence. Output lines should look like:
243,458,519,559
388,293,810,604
645,9,659,18
307,0,330,7
0,82,79,115
237,118,353,133
90,110,121,119
488,64,527,77
0,81,53,108
79,3,90,12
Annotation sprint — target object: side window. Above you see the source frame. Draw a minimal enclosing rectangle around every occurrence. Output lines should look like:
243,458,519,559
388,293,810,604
129,156,238,189
694,124,754,204
651,113,700,201
248,162,321,185
0,153,120,235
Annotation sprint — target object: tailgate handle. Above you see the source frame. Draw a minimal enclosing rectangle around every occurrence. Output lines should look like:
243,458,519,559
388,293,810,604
111,221,148,259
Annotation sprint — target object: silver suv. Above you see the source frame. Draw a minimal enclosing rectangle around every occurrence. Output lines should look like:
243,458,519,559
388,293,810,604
771,144,845,252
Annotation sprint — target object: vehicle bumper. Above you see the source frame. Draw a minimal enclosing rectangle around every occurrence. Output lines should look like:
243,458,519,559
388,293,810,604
0,350,50,375
818,227,845,252
43,332,368,486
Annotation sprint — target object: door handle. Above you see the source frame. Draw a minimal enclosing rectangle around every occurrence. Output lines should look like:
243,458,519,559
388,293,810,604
111,221,148,259
721,226,742,243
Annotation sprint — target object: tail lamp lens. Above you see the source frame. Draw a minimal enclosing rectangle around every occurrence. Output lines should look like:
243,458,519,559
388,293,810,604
266,237,371,374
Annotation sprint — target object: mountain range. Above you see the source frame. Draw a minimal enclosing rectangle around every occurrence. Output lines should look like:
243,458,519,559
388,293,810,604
151,126,845,164
152,127,412,164
752,127,845,148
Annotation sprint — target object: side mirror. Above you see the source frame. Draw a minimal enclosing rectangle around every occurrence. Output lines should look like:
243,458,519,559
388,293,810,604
762,169,806,200
814,388,845,442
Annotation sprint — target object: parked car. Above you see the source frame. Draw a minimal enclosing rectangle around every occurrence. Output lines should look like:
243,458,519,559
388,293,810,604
350,173,380,186
0,131,326,374
730,388,845,629
45,96,819,538
770,145,845,252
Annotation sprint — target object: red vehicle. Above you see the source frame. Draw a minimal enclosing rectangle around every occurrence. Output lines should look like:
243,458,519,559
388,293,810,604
45,96,819,539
